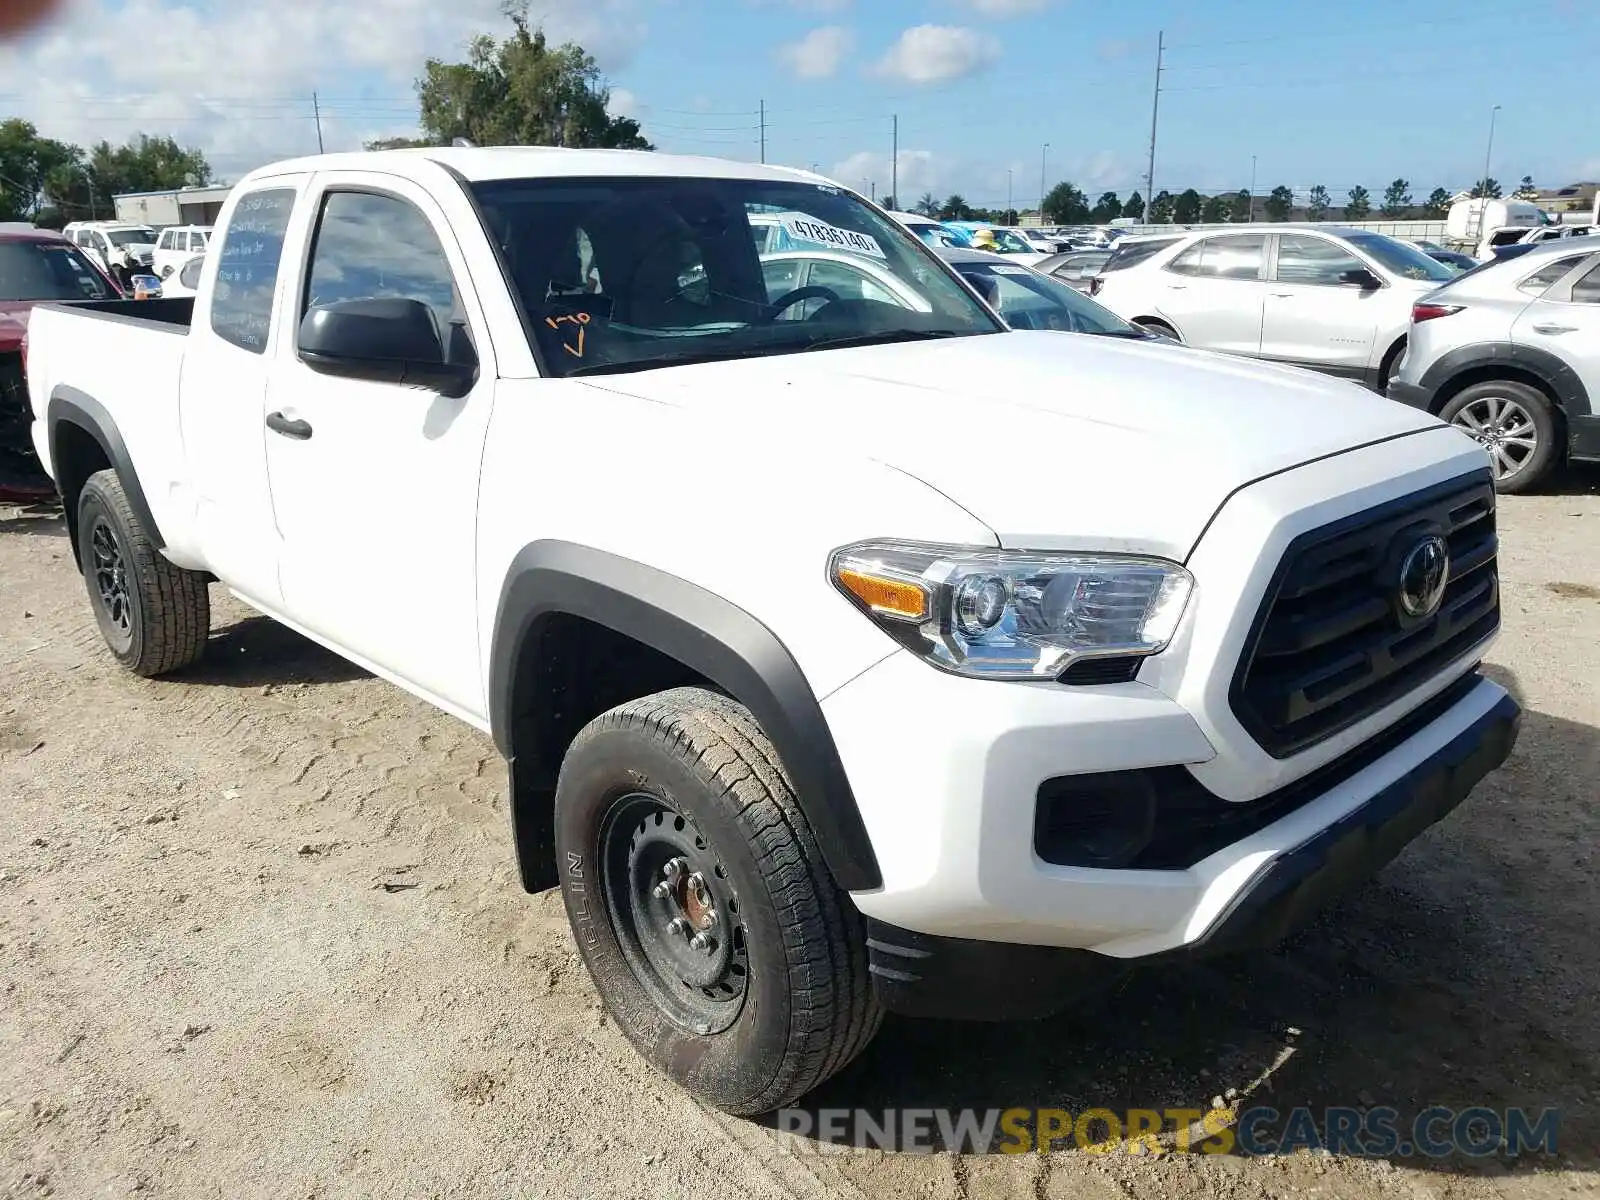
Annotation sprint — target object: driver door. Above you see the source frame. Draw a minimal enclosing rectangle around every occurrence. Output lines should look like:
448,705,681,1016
260,177,498,718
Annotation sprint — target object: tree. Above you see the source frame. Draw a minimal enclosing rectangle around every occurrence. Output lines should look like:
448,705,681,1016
1470,177,1502,199
1041,180,1089,224
1514,174,1538,200
1264,185,1293,221
1122,190,1144,221
365,135,438,150
880,194,897,212
416,1,650,150
1421,187,1452,218
1091,190,1122,222
32,205,64,230
1201,194,1229,222
939,193,972,220
0,118,79,220
40,132,210,223
1228,189,1251,222
1306,184,1331,222
1343,184,1371,220
1149,189,1174,223
1380,178,1412,217
914,192,938,217
998,208,1019,226
1173,188,1202,223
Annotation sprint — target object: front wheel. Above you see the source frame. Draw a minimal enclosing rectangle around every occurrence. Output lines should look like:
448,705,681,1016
1133,318,1180,341
554,687,881,1116
1439,380,1559,494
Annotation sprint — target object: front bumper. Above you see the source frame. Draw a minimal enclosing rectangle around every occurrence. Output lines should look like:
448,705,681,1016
866,684,1519,1020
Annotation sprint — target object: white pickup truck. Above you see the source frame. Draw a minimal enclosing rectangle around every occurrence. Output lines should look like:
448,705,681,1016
22,147,1519,1116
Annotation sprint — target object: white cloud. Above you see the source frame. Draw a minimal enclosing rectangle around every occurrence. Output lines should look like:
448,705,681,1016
745,0,851,11
777,25,852,80
825,149,957,204
952,0,1050,14
608,87,639,118
872,25,1000,86
0,0,648,178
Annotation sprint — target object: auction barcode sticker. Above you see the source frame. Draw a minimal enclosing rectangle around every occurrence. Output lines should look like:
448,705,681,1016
779,214,887,259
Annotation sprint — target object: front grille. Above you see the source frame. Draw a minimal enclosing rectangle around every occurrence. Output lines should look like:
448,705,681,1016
1231,471,1499,758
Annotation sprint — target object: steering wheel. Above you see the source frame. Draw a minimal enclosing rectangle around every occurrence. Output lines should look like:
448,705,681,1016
765,285,841,321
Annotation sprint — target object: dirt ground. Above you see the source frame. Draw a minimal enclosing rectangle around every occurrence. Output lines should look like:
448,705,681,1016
3,472,1598,1200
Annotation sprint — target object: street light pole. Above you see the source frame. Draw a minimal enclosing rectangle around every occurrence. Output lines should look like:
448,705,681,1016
1248,155,1257,222
1007,169,1013,223
1481,104,1501,199
1040,142,1049,225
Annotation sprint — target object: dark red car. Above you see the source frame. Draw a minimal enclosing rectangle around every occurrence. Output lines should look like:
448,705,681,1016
1,227,122,501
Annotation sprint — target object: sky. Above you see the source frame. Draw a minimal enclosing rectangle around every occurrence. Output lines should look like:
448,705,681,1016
0,0,1596,210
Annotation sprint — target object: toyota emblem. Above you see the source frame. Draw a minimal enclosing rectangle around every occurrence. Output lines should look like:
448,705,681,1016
1397,534,1450,620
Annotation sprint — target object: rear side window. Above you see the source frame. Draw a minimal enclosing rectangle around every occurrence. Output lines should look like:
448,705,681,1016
1100,237,1178,273
1570,259,1600,305
1517,255,1587,295
178,257,204,291
211,188,296,354
1167,233,1267,281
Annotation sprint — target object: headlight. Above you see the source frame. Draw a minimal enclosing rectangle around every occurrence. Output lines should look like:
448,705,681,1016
829,540,1193,680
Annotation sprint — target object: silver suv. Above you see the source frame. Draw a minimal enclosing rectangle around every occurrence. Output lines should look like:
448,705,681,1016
1387,236,1600,492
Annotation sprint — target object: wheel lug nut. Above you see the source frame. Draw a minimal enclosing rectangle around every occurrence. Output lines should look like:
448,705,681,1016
690,932,715,952
652,881,672,900
668,918,690,938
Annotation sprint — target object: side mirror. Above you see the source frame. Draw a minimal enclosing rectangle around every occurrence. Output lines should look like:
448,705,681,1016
298,297,477,398
1339,267,1383,290
130,274,162,299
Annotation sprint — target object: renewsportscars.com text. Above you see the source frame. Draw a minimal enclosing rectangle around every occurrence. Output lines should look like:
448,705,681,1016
774,1105,1561,1157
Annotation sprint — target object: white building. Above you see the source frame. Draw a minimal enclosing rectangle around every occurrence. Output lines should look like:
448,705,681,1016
113,184,234,227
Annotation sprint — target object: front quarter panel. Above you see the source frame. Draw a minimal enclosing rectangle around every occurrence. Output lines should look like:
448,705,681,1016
475,376,999,714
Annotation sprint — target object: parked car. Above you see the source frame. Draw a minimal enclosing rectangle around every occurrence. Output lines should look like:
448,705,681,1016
885,211,965,248
22,146,1518,1117
61,220,158,287
1387,235,1600,493
152,225,213,279
1,227,121,501
757,249,930,317
935,247,1152,337
1092,225,1457,389
1034,248,1113,291
156,255,206,298
1421,247,1481,273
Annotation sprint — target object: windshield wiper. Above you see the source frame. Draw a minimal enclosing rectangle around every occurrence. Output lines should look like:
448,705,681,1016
799,329,977,353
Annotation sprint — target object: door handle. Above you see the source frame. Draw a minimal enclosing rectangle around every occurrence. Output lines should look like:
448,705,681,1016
1165,282,1186,290
1269,292,1292,298
266,411,313,440
1531,323,1576,335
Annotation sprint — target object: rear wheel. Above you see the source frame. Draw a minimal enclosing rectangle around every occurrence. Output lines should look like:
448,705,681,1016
76,469,210,675
1439,380,1559,494
554,686,881,1115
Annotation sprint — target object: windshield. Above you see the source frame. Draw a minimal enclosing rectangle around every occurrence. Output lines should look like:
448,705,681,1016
953,260,1139,336
0,240,116,302
1343,232,1455,282
107,228,156,247
471,176,1002,377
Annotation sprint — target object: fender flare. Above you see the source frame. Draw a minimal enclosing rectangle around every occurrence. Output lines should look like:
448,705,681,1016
488,540,883,894
47,385,166,563
1419,341,1592,417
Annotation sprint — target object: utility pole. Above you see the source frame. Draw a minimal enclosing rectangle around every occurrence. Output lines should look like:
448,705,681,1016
891,114,898,209
1007,170,1014,223
759,99,766,164
1481,104,1501,200
312,91,325,154
1040,142,1049,225
1145,30,1164,224
1248,155,1257,222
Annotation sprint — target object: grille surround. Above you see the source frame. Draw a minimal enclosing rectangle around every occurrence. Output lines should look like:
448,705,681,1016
1230,470,1500,760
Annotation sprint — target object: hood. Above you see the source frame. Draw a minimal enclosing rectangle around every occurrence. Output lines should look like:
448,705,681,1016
578,331,1444,560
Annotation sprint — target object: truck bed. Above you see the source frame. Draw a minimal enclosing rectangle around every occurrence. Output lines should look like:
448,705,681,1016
36,296,195,332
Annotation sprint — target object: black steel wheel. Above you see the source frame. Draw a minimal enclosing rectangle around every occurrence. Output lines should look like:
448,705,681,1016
75,469,210,675
554,686,881,1115
601,793,748,1034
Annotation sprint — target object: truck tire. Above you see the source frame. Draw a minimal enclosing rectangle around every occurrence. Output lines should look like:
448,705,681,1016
76,469,210,676
1438,380,1559,495
553,686,881,1116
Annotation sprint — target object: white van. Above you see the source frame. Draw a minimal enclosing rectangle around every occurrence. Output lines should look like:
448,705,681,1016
152,225,213,279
